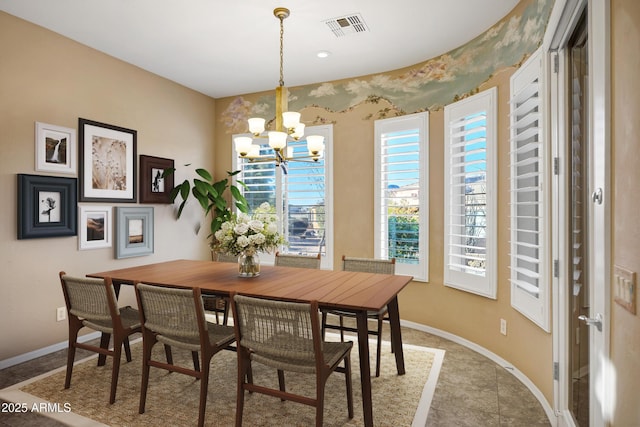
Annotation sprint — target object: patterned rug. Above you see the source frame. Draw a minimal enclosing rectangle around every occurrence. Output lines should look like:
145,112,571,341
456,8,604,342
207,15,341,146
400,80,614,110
1,336,444,426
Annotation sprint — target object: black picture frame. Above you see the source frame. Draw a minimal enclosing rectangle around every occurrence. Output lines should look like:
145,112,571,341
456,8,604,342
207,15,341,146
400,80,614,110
139,155,174,204
17,174,77,239
79,118,137,203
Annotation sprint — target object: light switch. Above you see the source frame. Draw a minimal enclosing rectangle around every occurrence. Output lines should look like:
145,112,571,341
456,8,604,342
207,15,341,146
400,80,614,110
614,265,636,315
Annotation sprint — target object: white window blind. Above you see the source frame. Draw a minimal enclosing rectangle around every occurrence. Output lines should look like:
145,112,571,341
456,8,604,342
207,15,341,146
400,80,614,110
233,125,333,269
444,88,497,298
375,112,429,281
510,49,549,330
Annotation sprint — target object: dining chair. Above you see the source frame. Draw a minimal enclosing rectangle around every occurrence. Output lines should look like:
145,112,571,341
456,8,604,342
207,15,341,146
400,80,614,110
135,283,236,427
321,255,396,377
274,251,321,269
230,293,354,427
204,251,238,324
59,271,141,404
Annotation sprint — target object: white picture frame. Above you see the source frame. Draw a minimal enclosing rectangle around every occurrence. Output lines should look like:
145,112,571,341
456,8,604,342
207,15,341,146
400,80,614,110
79,205,112,250
35,122,77,175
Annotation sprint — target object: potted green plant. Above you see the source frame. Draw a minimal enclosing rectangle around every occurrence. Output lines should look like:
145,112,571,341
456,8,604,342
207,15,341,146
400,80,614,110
165,167,249,248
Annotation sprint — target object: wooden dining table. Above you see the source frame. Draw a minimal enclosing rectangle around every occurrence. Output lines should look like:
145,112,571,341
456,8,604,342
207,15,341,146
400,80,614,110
88,259,413,426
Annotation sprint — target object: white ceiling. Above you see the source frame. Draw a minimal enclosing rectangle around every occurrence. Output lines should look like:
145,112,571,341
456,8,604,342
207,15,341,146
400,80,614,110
1,0,520,98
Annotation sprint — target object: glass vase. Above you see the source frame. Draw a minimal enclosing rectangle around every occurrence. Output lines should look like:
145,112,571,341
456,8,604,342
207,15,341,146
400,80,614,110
238,251,260,277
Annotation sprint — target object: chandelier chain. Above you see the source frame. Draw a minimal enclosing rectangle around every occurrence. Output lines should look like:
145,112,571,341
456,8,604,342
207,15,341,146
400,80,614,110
279,14,285,87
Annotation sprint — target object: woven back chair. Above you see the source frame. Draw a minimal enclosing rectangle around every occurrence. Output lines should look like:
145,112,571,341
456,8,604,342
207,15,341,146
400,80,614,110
205,252,237,324
321,255,396,377
135,283,236,427
213,252,238,263
230,293,353,427
59,271,141,404
274,251,321,269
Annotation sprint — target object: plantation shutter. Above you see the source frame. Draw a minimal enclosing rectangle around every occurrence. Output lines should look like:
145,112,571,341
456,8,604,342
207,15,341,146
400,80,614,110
509,48,549,331
375,112,429,281
283,130,329,258
444,88,497,298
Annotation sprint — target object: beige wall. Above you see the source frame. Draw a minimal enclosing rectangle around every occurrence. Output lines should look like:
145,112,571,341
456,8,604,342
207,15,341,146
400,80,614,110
611,0,640,424
0,12,215,360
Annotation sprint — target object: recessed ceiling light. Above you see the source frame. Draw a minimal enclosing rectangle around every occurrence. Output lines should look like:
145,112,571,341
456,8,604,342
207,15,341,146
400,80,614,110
317,51,331,58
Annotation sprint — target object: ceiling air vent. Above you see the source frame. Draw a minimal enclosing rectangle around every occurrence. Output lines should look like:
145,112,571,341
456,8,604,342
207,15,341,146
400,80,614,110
324,13,369,37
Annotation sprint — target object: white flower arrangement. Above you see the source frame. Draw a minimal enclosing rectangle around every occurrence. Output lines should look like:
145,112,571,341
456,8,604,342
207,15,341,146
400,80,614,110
213,202,286,256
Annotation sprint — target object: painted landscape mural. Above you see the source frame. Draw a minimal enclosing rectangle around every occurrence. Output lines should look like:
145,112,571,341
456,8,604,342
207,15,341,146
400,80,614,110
222,0,553,133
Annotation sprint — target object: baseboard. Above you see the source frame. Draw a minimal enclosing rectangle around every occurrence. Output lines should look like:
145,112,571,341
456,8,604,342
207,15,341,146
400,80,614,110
400,319,558,427
0,332,101,370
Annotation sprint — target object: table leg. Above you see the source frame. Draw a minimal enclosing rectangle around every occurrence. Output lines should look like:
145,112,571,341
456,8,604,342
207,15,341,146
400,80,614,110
387,296,405,375
356,310,374,427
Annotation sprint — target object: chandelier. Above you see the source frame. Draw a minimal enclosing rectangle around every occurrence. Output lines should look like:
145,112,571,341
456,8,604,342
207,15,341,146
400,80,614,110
233,7,325,170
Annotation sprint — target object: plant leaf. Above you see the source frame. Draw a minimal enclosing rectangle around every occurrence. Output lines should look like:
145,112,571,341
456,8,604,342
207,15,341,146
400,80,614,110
179,180,190,200
162,167,176,178
195,168,212,181
168,185,181,203
177,200,187,218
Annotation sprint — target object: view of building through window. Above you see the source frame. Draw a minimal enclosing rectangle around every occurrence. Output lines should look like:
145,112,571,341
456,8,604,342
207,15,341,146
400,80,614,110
235,126,332,264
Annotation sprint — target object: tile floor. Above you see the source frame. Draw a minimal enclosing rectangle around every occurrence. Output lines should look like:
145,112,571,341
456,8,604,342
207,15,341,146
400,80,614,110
1,326,551,426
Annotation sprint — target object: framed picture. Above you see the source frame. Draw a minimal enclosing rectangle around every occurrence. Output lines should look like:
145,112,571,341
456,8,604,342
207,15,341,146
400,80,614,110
139,155,175,204
35,122,77,175
79,118,137,203
115,206,154,258
17,174,77,239
79,205,112,250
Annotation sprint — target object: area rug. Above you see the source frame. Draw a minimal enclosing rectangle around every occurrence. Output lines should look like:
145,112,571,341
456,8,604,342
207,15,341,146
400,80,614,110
1,337,444,426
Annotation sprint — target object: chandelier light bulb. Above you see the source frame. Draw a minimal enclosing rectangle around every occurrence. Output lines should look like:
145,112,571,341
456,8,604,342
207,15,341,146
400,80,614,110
247,144,261,158
248,118,266,136
291,123,305,140
234,136,253,157
306,135,325,156
282,111,301,131
268,131,288,151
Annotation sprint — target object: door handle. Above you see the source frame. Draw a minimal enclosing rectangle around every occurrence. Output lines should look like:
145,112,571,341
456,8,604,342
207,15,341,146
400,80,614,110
578,313,603,332
592,188,603,204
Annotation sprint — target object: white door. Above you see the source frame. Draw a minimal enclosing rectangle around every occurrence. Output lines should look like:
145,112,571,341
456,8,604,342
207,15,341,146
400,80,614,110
549,1,610,426
584,1,611,425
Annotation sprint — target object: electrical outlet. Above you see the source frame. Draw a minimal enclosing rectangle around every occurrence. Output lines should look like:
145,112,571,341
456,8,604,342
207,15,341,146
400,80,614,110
56,306,66,322
500,318,507,335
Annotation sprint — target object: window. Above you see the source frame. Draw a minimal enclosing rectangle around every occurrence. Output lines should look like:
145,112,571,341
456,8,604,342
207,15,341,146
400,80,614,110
233,125,333,269
510,49,549,331
374,112,429,281
443,88,497,298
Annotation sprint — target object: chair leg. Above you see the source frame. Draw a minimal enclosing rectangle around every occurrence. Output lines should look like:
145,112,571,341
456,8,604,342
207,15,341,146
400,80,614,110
139,335,155,414
344,354,354,419
197,355,209,427
124,337,133,362
339,315,345,342
192,351,201,373
277,369,286,401
236,350,249,427
315,377,326,427
321,311,327,340
222,299,230,326
64,322,81,389
97,332,111,366
109,338,123,404
164,344,173,365
376,317,383,377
